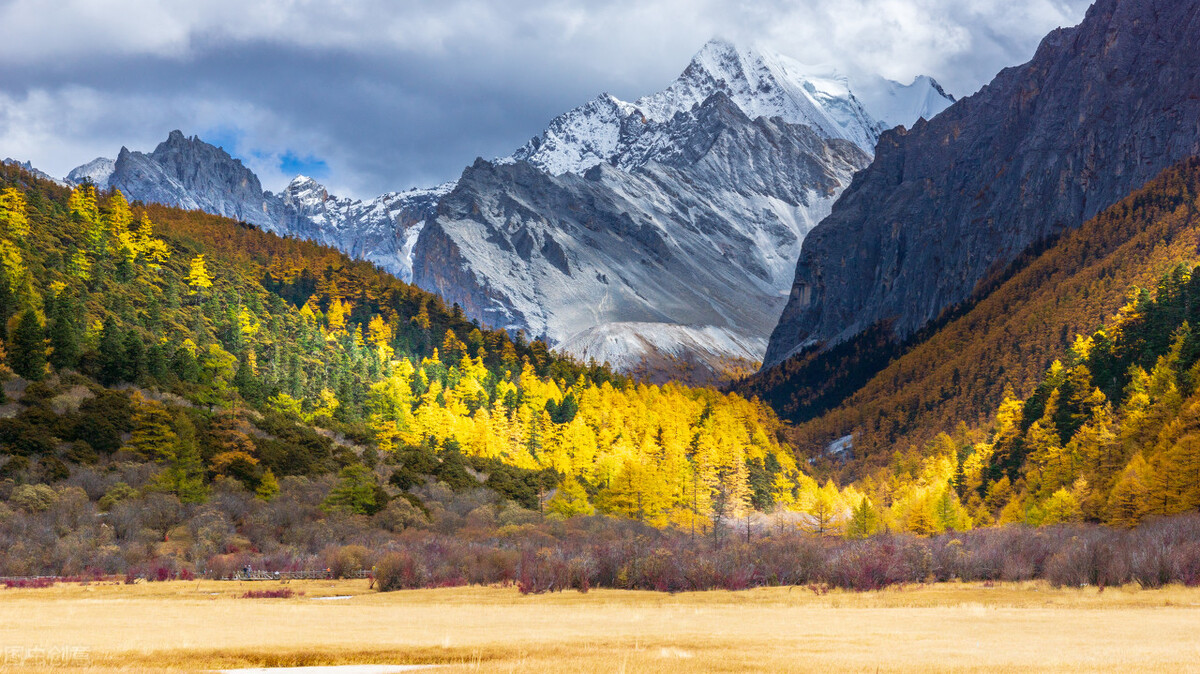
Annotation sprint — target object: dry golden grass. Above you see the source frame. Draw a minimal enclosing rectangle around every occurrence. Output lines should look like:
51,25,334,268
2,580,1199,672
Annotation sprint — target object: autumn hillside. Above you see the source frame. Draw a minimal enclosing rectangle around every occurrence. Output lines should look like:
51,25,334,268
0,163,829,579
760,158,1200,487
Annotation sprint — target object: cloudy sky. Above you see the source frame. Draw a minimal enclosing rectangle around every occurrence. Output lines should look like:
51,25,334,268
0,0,1091,198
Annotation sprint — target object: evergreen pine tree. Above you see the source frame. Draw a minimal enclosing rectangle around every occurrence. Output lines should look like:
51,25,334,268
97,317,124,385
8,308,45,380
323,464,378,515
47,290,80,370
129,396,178,460
158,412,207,503
122,330,147,383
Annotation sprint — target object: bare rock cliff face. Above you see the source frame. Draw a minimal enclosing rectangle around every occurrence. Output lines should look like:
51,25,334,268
764,0,1200,366
413,93,869,378
109,131,285,229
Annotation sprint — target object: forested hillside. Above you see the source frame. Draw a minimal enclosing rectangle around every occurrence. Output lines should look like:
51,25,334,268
732,159,1200,534
6,150,1200,584
758,160,1200,470
845,258,1200,534
0,163,817,579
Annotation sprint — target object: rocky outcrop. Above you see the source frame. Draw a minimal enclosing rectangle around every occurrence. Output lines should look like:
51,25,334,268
109,131,285,229
278,176,450,283
765,0,1200,366
413,93,869,376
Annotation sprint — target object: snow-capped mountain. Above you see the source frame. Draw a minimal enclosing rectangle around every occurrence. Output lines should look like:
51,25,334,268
508,39,953,177
853,75,956,130
415,39,950,380
64,39,953,382
417,93,868,382
279,176,452,283
65,157,116,187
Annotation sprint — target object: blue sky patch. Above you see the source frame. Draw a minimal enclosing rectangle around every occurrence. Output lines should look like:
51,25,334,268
199,126,244,155
279,152,329,179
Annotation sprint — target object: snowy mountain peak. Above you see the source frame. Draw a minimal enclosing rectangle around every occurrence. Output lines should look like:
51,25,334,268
286,174,324,194
508,93,641,175
510,39,955,177
65,157,116,187
853,74,957,130
638,40,880,150
282,175,334,211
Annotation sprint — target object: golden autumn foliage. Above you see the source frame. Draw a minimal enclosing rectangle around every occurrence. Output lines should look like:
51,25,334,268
0,163,837,530
777,158,1200,477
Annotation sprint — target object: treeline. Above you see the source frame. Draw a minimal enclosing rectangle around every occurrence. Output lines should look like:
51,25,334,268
4,462,1199,592
0,164,814,543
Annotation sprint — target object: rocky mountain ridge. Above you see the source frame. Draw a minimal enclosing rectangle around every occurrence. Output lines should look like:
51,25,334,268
2,158,66,186
765,0,1200,367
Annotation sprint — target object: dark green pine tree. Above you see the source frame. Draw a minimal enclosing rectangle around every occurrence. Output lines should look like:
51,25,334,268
97,317,124,385
47,291,81,371
232,354,262,404
146,342,169,382
8,308,45,380
172,342,201,383
0,272,11,342
122,330,147,383
157,412,207,503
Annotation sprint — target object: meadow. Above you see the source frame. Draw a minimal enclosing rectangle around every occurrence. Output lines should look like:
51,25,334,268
2,580,1200,672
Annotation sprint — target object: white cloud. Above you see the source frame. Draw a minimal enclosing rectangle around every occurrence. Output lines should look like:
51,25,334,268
0,0,1093,197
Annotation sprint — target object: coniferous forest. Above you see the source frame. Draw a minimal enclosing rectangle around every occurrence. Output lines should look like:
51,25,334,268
0,163,822,580
4,158,1200,591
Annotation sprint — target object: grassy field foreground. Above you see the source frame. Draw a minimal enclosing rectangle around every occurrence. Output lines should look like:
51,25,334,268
1,580,1200,672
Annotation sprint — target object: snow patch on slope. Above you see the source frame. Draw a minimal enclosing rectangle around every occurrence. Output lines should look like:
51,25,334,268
853,75,956,130
559,322,766,380
65,157,116,187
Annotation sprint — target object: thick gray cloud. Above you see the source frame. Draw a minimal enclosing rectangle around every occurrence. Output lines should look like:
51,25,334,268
0,0,1092,197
